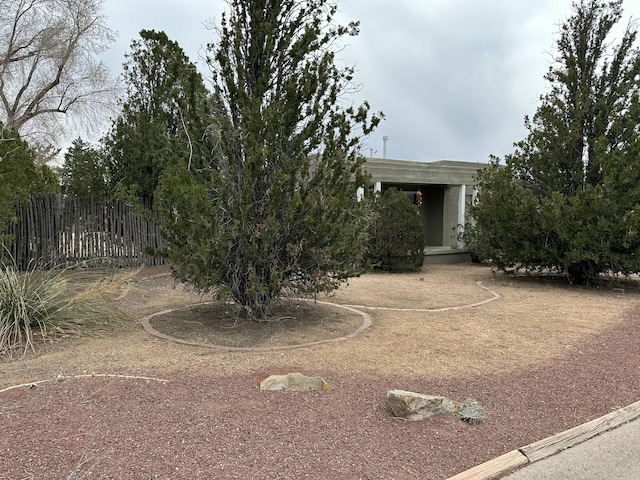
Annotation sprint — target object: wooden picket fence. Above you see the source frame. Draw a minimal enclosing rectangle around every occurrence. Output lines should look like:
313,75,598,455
4,194,167,270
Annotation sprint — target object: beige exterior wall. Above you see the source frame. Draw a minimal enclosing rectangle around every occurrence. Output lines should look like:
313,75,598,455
363,158,483,186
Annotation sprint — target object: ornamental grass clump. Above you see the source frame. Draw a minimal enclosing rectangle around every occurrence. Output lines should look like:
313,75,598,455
0,256,132,358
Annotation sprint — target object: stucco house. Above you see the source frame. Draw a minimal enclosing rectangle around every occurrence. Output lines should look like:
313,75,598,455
362,157,487,263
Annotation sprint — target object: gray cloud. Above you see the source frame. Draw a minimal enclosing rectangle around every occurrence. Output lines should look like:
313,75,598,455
101,0,640,163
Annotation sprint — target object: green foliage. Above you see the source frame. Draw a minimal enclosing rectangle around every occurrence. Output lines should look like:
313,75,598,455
0,128,37,223
61,138,108,199
367,188,424,272
103,30,213,202
155,0,382,320
36,164,60,195
0,123,58,237
468,0,640,284
0,255,130,358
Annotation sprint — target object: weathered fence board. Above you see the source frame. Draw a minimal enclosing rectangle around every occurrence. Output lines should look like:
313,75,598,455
4,194,167,270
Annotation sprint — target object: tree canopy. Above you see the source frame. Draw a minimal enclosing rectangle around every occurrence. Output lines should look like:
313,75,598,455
61,138,108,200
0,123,58,236
0,0,118,157
366,188,425,272
468,0,640,283
103,29,213,203
154,0,382,320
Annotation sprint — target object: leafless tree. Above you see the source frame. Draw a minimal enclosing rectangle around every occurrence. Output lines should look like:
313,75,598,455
0,0,120,161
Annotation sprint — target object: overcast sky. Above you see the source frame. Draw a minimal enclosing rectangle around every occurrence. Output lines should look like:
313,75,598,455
100,0,640,163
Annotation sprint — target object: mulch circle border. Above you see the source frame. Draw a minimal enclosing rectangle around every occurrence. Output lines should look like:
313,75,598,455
139,280,502,351
140,299,372,352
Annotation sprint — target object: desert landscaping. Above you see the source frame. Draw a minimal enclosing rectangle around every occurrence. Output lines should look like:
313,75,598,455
2,262,640,479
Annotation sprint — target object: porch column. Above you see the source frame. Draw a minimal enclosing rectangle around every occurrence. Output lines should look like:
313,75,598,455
457,184,466,248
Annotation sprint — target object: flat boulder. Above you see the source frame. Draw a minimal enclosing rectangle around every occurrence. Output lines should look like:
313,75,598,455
260,373,333,392
386,389,456,421
387,390,486,423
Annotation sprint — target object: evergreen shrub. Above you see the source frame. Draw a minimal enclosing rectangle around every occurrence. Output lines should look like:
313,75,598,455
367,188,425,272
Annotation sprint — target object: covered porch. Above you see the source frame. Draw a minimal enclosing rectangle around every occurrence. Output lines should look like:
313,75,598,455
362,158,485,264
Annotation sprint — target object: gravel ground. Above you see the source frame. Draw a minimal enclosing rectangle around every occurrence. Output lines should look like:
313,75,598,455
1,264,639,479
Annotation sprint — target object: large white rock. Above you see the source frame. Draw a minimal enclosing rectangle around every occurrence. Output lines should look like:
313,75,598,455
260,373,333,392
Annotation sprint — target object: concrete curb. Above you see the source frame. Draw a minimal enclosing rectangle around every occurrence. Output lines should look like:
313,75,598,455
447,399,640,479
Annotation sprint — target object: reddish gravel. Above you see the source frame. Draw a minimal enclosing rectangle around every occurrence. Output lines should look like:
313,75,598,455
2,306,640,479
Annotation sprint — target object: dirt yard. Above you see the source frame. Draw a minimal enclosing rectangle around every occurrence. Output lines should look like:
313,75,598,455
1,263,640,479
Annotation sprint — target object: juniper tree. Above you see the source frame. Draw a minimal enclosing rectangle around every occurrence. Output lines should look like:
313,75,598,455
103,30,213,203
155,0,382,320
61,138,108,200
468,0,640,283
0,123,58,239
367,188,425,272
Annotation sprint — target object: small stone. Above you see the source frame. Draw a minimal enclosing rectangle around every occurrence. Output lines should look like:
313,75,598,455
56,374,65,382
458,399,487,424
260,373,333,392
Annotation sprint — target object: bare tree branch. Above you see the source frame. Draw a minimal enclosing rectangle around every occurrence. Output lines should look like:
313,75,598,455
0,0,121,158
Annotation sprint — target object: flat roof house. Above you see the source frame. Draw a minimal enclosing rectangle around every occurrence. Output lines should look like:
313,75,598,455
362,157,488,263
